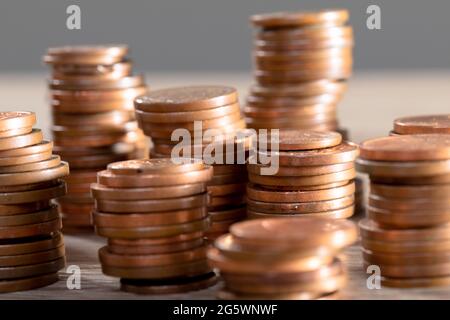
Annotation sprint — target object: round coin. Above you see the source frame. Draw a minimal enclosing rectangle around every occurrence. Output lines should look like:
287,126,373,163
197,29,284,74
393,114,450,134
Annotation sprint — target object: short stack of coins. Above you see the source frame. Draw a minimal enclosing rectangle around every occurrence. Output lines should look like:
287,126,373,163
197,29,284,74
91,159,219,294
246,130,359,220
135,86,248,239
246,9,353,133
392,114,450,136
43,45,148,231
0,111,68,293
357,134,450,287
208,218,357,300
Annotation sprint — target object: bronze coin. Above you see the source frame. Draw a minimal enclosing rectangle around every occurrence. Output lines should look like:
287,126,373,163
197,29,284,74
51,98,135,114
0,140,52,157
207,219,236,234
108,238,205,256
254,37,353,51
255,55,352,70
247,195,354,214
0,180,66,204
249,81,346,98
217,289,318,300
246,181,355,202
51,86,148,102
0,206,60,227
63,170,98,184
0,245,65,267
0,201,51,216
0,155,61,174
260,181,349,191
212,165,247,175
0,272,59,293
109,232,204,246
50,75,145,90
0,129,43,151
209,193,246,209
210,173,247,185
244,104,336,119
209,207,246,222
256,141,359,166
245,118,338,130
370,183,450,199
257,25,353,41
361,238,450,254
381,275,450,288
369,194,450,210
120,272,218,294
356,158,450,177
102,259,211,279
368,206,450,228
0,162,69,186
359,134,450,161
61,214,92,227
246,93,339,108
0,111,36,131
254,69,352,84
44,45,128,65
393,114,450,134
0,257,65,280
0,127,32,139
97,165,213,187
370,174,450,185
62,153,130,169
363,260,450,278
107,158,204,175
0,233,63,256
135,86,238,112
0,218,62,239
248,168,356,187
51,60,132,79
207,183,246,197
362,248,450,266
248,162,353,177
254,47,352,63
53,110,132,127
251,9,349,28
96,217,210,239
265,130,342,151
246,206,354,220
92,207,208,227
0,150,53,168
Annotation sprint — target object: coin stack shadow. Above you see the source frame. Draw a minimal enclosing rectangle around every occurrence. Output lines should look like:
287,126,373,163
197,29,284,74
43,45,148,231
245,9,353,136
0,111,68,293
247,130,359,220
91,159,220,294
357,134,450,288
208,218,357,300
135,86,249,240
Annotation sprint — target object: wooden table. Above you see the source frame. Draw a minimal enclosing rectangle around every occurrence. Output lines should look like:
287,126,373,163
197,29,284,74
1,71,449,299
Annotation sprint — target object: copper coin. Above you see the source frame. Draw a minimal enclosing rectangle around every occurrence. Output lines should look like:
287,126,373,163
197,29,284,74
363,261,450,278
370,183,450,199
256,141,359,166
44,45,128,65
136,102,240,123
0,206,60,227
66,183,92,194
246,93,339,108
108,238,205,256
0,150,53,168
107,158,204,175
53,110,131,126
0,201,51,216
359,218,450,242
62,214,92,227
51,98,135,114
64,170,98,184
51,60,132,79
248,181,349,191
207,219,236,234
212,165,247,175
251,9,349,28
0,181,65,205
0,155,61,174
381,275,450,288
247,195,354,214
362,248,450,266
0,257,65,280
254,37,353,51
249,81,346,98
246,206,354,220
257,25,353,41
120,272,218,294
50,75,145,90
0,162,69,186
368,206,450,228
62,152,130,169
0,218,62,239
246,181,355,203
255,46,351,61
394,114,450,134
248,162,353,177
217,289,318,300
0,245,65,267
0,129,43,151
0,140,52,158
245,118,338,131
134,86,238,112
210,173,247,185
361,238,450,254
0,111,36,131
369,194,450,210
356,158,450,177
265,130,342,151
230,217,357,249
209,207,246,222
97,165,213,187
0,233,63,256
96,217,210,239
208,183,246,197
0,127,32,139
360,134,450,161
244,105,336,119
209,193,246,208
0,273,59,293
51,86,147,102
248,168,356,187
254,69,352,84
91,182,206,200
92,207,207,227
109,232,204,246
370,174,450,185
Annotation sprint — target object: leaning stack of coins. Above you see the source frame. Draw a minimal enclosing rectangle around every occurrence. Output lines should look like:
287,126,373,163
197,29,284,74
43,45,148,231
135,86,248,239
246,9,353,133
392,114,450,136
91,159,219,294
357,134,450,287
247,130,359,220
208,218,357,300
0,111,68,293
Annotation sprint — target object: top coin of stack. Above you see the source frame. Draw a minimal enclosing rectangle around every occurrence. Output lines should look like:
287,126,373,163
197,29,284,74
43,45,149,231
357,134,450,288
0,111,68,293
392,114,450,135
247,130,359,220
246,9,353,133
208,217,357,300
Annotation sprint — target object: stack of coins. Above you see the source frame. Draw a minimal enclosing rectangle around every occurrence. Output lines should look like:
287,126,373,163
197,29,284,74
247,130,359,220
91,159,219,294
135,86,248,239
246,9,353,133
43,45,148,231
208,218,357,300
357,134,450,287
392,114,450,135
0,111,68,293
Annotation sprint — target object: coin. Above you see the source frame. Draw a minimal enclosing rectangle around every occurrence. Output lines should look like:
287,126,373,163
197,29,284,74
0,201,51,216
359,134,450,161
107,158,204,175
362,238,450,254
0,246,65,267
209,207,246,222
393,114,450,134
135,86,238,112
254,38,353,51
363,260,450,278
50,75,145,90
266,130,342,151
362,248,450,266
370,174,450,185
0,233,63,256
356,158,450,177
255,48,352,63
0,156,61,174
51,60,132,80
0,111,36,131
248,162,354,177
249,81,346,98
0,129,43,151
0,206,60,227
109,232,204,246
257,26,353,41
0,257,65,280
217,289,318,300
367,206,450,228
370,183,450,199
0,141,53,157
51,86,148,102
0,273,59,293
381,275,450,288
0,162,69,186
0,127,33,139
108,238,204,256
0,150,53,167
251,9,349,28
44,45,128,65
0,218,62,239
369,194,450,210
246,206,354,220
244,104,336,118
207,183,246,197
53,110,131,126
246,93,339,107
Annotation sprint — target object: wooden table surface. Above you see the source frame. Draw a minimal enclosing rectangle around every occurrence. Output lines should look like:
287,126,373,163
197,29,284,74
1,71,449,300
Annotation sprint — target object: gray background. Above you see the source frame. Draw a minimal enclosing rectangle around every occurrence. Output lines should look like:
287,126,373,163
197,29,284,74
1,0,450,72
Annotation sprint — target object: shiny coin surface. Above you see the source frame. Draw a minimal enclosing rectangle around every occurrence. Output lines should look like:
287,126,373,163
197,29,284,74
393,114,450,134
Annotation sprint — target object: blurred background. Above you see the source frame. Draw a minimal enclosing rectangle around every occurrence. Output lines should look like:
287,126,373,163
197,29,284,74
0,0,449,141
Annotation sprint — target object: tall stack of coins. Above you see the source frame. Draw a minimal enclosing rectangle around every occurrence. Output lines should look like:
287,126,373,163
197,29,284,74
247,130,359,220
91,159,219,294
357,134,450,287
392,114,450,135
43,45,148,231
246,9,353,133
135,86,248,239
0,111,68,293
208,218,357,300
